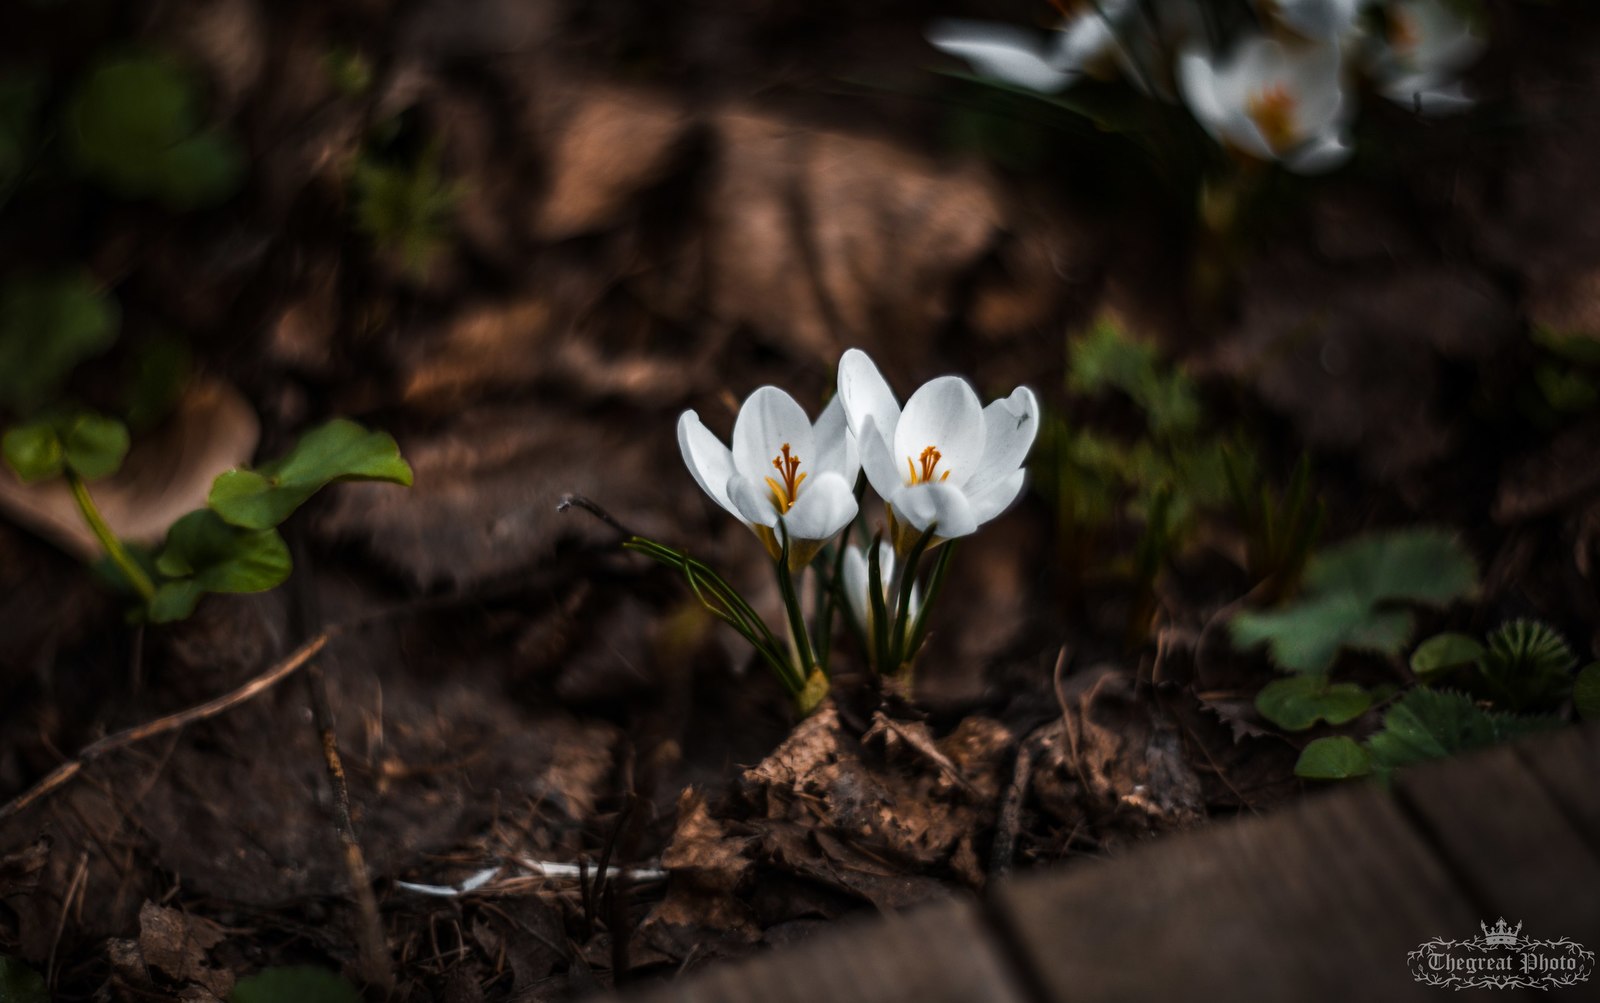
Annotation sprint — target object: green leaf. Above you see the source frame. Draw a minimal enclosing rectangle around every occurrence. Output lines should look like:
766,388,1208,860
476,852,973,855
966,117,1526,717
61,412,129,480
2,420,63,482
1256,675,1373,731
229,966,361,1003
1295,736,1372,780
1575,663,1600,722
150,510,291,622
1476,619,1576,712
352,143,461,277
1365,688,1561,784
1231,528,1477,673
1410,633,1486,682
0,272,120,413
0,955,48,1003
209,419,413,529
64,52,242,208
156,132,245,210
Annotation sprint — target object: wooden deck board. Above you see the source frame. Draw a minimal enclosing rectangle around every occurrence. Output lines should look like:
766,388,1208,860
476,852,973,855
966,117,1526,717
995,784,1477,1002
617,897,1029,1003
609,722,1600,1003
1395,739,1600,945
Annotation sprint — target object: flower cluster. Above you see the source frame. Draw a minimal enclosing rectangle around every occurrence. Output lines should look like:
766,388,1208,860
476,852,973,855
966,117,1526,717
928,0,1487,174
651,349,1038,710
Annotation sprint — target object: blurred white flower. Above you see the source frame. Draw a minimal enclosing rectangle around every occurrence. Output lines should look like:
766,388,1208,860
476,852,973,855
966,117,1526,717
1178,35,1353,173
842,540,921,633
837,349,1038,552
678,388,859,568
1366,0,1486,114
1253,0,1362,41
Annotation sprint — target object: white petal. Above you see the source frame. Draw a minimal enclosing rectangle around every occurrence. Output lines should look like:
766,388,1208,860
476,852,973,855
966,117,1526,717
837,349,901,441
732,386,815,485
1285,132,1353,173
894,376,985,486
972,386,1040,485
858,416,904,502
892,482,979,539
1381,78,1475,115
1177,48,1228,140
811,394,860,482
967,468,1028,526
726,474,779,527
842,545,871,626
927,20,1082,94
782,471,857,542
677,410,739,518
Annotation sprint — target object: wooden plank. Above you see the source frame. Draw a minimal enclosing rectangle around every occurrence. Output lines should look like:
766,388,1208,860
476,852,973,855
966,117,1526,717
1396,738,1600,945
995,784,1479,1002
618,897,1029,1003
1512,722,1600,845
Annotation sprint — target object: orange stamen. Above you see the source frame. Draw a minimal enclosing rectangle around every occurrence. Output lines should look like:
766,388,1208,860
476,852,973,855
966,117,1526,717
765,443,806,513
906,445,949,486
1246,83,1298,155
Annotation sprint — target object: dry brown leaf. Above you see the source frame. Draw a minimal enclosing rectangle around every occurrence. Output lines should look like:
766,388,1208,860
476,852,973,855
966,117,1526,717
0,378,258,561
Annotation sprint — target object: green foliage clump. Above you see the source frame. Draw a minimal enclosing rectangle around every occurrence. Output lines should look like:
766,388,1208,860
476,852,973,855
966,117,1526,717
1231,527,1477,731
230,966,360,1003
3,409,128,482
1295,688,1561,783
352,142,460,277
1232,528,1478,675
1413,619,1583,713
63,52,244,210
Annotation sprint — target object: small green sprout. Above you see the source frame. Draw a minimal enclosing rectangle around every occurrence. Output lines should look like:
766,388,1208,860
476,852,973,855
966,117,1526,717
352,141,461,277
1412,619,1583,713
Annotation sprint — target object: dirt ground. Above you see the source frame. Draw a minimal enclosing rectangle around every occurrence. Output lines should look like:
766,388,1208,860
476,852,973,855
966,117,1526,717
3,0,1600,1000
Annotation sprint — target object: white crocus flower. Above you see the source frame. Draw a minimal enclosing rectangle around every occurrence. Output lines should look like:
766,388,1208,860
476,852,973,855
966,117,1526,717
678,388,859,569
1252,0,1361,41
837,349,1038,554
1178,35,1353,174
1366,0,1486,115
842,541,921,633
927,0,1145,96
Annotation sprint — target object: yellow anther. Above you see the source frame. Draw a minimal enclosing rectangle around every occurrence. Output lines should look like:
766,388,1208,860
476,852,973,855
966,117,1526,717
766,443,806,513
1246,83,1299,155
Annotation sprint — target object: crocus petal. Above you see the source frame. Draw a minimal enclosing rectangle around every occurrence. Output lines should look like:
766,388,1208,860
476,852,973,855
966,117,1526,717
837,348,901,441
927,20,1082,94
972,387,1040,485
811,394,860,482
726,474,779,527
894,376,986,486
842,545,871,626
966,468,1028,526
1382,78,1475,114
1177,48,1238,144
677,410,740,518
891,482,979,539
732,386,815,485
782,471,857,542
1285,132,1353,173
858,416,904,502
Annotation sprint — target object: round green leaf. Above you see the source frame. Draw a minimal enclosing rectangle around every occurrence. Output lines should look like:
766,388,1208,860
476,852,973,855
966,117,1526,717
1294,737,1372,780
230,966,360,1003
62,412,129,480
209,419,413,530
0,272,120,413
1409,633,1485,681
1576,663,1600,722
1256,675,1374,732
65,53,194,195
0,954,48,1003
150,511,291,622
2,420,63,482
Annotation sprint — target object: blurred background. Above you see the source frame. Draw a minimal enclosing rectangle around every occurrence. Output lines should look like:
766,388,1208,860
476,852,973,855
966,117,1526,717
1,0,1598,1000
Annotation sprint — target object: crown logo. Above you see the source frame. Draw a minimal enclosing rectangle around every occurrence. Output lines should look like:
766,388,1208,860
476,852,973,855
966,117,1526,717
1480,918,1523,947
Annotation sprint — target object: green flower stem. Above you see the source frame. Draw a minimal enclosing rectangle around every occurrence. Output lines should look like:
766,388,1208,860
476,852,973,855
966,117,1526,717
889,526,936,669
67,469,155,602
774,526,815,678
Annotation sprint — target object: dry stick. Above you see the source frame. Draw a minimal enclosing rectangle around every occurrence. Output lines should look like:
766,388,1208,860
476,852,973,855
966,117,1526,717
0,633,331,824
290,534,392,992
989,736,1036,878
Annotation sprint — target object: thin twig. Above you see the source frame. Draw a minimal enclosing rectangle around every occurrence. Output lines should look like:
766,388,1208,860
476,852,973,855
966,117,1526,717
47,850,89,991
989,735,1036,878
0,633,331,824
557,493,637,539
290,533,391,991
